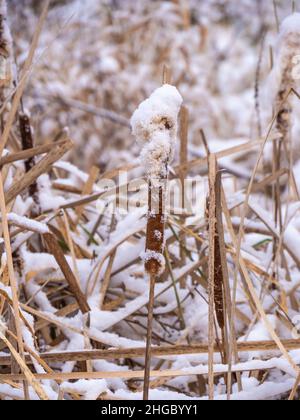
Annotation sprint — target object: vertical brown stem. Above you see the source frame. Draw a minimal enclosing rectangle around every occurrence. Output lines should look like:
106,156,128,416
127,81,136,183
0,172,29,399
179,106,188,285
19,113,41,217
143,272,156,401
208,153,217,400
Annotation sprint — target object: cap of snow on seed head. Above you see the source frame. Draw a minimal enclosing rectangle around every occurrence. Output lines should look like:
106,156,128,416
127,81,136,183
131,84,183,144
279,13,300,39
277,13,300,65
131,84,183,180
140,250,166,276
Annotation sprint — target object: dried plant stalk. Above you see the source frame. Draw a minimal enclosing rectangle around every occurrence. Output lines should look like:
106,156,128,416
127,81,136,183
0,172,30,399
0,0,50,158
179,105,189,285
208,153,217,400
43,233,90,314
19,113,41,217
5,136,73,205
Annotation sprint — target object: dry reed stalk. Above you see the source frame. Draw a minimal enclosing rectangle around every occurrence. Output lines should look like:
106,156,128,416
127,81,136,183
0,171,29,399
163,65,172,85
1,338,299,366
176,134,277,175
217,198,242,390
223,189,300,377
254,33,266,138
19,113,41,217
5,357,300,384
4,136,73,205
272,0,280,33
172,0,191,29
0,327,49,400
75,165,100,224
0,0,50,157
0,139,69,167
7,305,19,375
179,105,188,284
57,96,131,128
99,250,117,309
42,232,90,314
62,210,80,281
208,153,217,400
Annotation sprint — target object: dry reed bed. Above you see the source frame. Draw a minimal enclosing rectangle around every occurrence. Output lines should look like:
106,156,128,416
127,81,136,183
0,0,300,401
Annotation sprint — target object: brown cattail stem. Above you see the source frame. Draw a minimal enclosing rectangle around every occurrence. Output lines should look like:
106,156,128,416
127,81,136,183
143,173,167,400
143,272,156,401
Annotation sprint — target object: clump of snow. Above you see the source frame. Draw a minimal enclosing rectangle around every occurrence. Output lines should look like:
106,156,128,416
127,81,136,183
279,13,300,40
131,84,182,145
154,229,163,240
7,213,49,234
131,84,183,182
61,379,108,401
141,250,166,275
98,56,120,74
277,13,300,69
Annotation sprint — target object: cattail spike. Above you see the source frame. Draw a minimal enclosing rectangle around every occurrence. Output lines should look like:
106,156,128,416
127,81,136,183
131,84,183,278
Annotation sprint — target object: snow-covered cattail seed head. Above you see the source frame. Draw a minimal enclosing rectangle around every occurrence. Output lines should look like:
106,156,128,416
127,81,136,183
277,13,300,73
131,84,183,277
